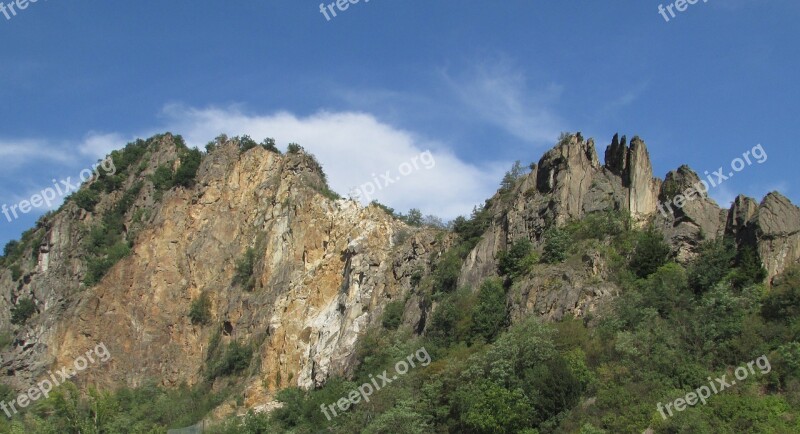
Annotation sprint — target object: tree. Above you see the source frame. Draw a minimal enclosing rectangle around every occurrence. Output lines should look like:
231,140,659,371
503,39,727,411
500,160,525,192
629,228,671,278
261,138,280,153
470,278,508,343
497,239,536,279
382,300,405,330
11,298,36,325
542,228,570,264
688,238,736,293
174,148,202,188
404,209,423,226
73,188,100,212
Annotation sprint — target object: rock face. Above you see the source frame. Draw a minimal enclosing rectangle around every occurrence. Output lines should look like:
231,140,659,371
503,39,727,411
1,132,798,413
0,138,441,411
459,133,799,302
728,192,800,281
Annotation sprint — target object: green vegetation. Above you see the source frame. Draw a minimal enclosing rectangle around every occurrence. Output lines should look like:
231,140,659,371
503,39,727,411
82,182,143,286
0,381,231,433
10,297,36,325
192,209,800,434
72,188,100,212
174,147,203,188
206,340,254,380
9,264,22,281
286,143,303,154
233,247,257,291
629,227,671,278
542,227,570,264
261,137,281,153
189,292,213,325
382,299,405,330
469,278,508,343
497,238,537,280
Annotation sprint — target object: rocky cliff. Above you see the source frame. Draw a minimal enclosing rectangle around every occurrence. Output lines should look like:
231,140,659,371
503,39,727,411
1,132,797,415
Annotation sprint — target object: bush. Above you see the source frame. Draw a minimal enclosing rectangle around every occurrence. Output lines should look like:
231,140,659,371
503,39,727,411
497,238,537,280
3,240,19,258
469,278,508,343
762,266,800,322
237,135,258,153
9,264,22,281
189,292,212,325
688,238,736,293
431,248,463,294
629,228,671,279
84,242,131,286
287,143,303,154
542,227,570,264
382,300,405,330
11,298,36,325
261,138,280,154
151,164,175,192
233,248,257,291
174,148,203,188
73,188,100,212
207,341,253,379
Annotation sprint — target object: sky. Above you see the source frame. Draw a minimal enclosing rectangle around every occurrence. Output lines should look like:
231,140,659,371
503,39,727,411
0,0,798,247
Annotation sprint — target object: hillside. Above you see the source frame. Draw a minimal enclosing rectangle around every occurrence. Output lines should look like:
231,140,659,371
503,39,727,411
1,132,799,433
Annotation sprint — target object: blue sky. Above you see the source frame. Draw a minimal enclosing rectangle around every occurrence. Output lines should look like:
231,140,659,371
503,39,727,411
0,0,798,247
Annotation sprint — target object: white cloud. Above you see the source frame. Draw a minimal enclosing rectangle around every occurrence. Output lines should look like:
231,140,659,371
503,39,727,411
78,132,128,159
441,57,565,144
0,139,74,168
160,105,507,219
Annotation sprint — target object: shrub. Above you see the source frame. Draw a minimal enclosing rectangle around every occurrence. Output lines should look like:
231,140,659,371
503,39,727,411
469,278,508,343
688,238,736,293
207,341,253,379
73,188,100,212
431,248,463,294
3,240,19,258
287,143,303,154
151,164,175,192
382,300,405,330
233,248,257,291
542,227,570,264
84,242,131,286
730,245,767,289
402,209,423,226
189,292,212,325
237,135,258,153
9,264,22,281
174,148,203,188
261,138,280,154
497,238,537,280
629,228,671,279
762,266,800,322
11,298,36,325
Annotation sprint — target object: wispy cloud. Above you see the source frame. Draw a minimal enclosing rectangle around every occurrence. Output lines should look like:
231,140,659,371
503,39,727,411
440,57,565,144
0,139,74,168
